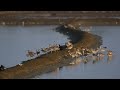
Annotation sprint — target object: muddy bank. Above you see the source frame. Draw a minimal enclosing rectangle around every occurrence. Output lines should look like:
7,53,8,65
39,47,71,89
0,25,102,79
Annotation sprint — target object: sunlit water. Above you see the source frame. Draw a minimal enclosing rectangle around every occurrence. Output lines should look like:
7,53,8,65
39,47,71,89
0,25,69,68
33,26,120,79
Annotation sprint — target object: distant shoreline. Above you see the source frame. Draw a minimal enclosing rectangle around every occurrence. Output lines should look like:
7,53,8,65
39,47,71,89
0,11,120,26
0,18,120,26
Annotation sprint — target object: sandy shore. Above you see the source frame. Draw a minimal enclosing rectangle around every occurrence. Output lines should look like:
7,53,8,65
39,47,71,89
0,25,102,79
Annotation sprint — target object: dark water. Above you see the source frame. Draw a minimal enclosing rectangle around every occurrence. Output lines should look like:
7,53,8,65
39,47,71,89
0,25,69,68
33,26,120,79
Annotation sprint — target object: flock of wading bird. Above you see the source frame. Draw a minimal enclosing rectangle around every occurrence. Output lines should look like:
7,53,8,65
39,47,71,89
0,22,113,71
25,40,73,59
0,40,113,71
25,40,113,65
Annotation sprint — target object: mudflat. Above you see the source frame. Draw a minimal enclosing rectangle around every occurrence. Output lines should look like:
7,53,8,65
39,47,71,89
0,11,112,79
0,26,102,79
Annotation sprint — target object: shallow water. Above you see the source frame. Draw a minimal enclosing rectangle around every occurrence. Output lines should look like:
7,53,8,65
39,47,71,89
33,26,120,79
1,25,120,79
0,25,69,68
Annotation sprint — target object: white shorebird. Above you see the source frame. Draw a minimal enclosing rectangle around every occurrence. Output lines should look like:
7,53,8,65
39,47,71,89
66,41,73,50
68,50,76,58
26,50,36,58
98,46,107,52
66,44,73,50
76,48,82,56
91,48,99,55
107,50,113,61
107,50,113,56
97,53,105,57
18,63,23,66
96,52,105,60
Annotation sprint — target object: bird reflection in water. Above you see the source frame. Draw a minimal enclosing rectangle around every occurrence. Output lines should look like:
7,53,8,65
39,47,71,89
107,50,113,63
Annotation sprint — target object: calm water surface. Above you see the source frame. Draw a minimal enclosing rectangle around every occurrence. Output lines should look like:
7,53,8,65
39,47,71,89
0,25,120,79
33,26,120,79
0,25,69,68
